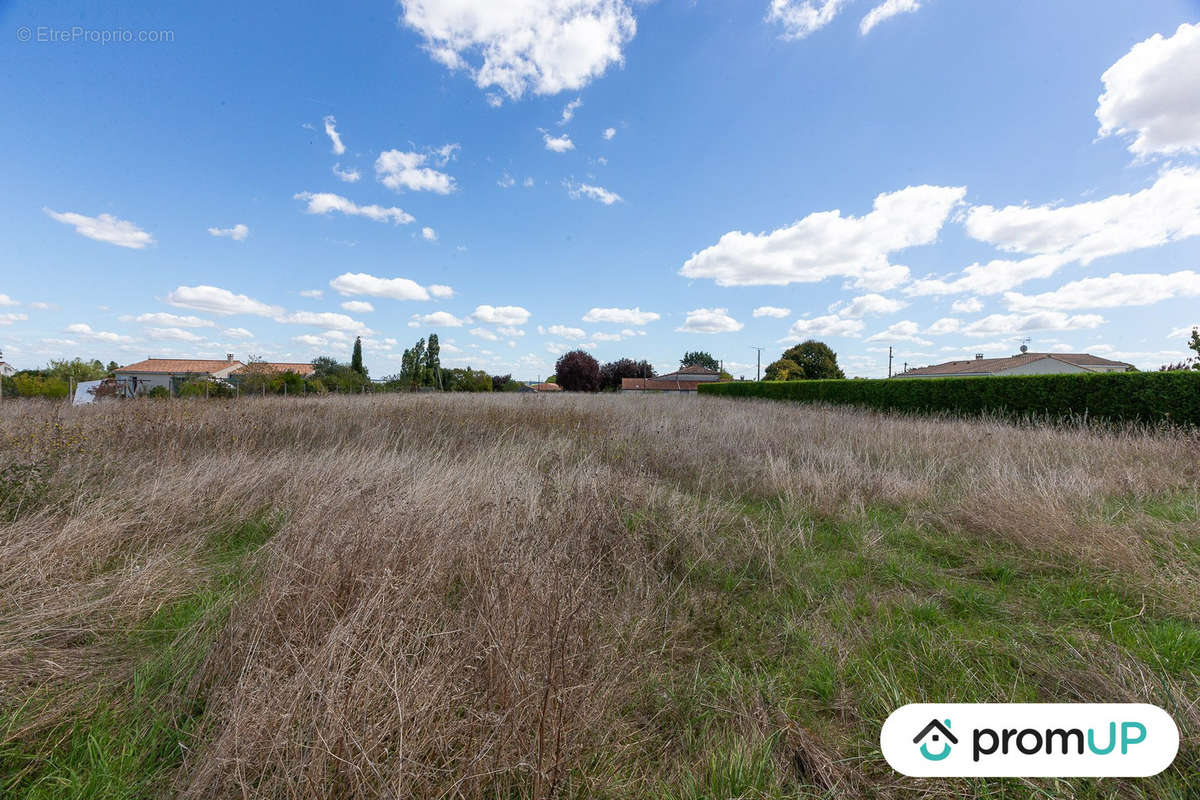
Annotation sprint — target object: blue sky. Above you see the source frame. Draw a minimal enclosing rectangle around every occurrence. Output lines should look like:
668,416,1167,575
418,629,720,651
3,0,1200,378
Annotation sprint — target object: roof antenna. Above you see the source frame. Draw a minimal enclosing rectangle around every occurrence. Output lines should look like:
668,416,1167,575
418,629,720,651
1019,337,1031,354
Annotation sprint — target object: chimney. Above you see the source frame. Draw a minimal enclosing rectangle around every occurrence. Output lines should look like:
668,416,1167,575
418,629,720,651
226,353,234,363
975,353,984,360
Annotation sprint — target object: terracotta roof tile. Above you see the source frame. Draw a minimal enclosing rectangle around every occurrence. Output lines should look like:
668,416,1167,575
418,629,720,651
115,358,242,374
898,353,1133,377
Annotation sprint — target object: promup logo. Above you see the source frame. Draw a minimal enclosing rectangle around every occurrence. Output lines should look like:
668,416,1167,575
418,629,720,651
913,718,957,761
881,704,1178,777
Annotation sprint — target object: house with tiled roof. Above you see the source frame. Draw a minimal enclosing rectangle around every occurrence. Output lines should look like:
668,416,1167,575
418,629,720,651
622,366,725,393
519,382,563,393
894,352,1134,379
114,355,244,396
230,361,316,378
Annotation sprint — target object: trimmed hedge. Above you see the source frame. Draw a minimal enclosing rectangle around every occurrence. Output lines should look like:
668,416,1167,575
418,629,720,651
698,371,1200,426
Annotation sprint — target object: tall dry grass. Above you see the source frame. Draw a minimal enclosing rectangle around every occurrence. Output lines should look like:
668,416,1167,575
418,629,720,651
1,393,1196,798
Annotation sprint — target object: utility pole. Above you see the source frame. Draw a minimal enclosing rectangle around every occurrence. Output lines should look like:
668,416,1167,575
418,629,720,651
751,346,763,381
888,346,893,379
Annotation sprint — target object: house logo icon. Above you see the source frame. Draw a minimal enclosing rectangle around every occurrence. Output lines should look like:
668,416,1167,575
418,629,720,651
913,718,957,761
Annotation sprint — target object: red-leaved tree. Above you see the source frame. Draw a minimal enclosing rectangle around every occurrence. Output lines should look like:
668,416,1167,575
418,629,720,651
554,350,601,392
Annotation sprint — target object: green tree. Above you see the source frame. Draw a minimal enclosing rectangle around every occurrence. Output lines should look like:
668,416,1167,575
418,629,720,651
400,337,427,388
444,367,492,392
1189,328,1200,366
47,358,107,383
600,358,656,391
350,337,365,376
780,340,845,380
764,358,802,381
425,333,442,389
680,351,719,371
555,350,601,392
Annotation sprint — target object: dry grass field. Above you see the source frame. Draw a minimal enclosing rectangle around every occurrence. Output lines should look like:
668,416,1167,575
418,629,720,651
1,393,1197,799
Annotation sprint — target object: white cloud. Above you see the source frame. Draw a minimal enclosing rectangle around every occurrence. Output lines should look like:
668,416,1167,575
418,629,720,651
294,192,415,225
333,163,361,183
44,208,154,249
753,306,791,318
837,293,907,318
768,0,849,40
1168,324,1199,340
909,167,1200,295
146,327,206,342
859,0,920,36
0,294,17,306
865,320,931,345
134,312,215,328
582,306,659,324
1004,271,1200,311
676,308,743,334
498,171,516,188
566,180,621,204
603,127,616,140
951,297,983,313
925,317,960,335
472,304,531,325
546,324,587,340
961,311,1105,338
497,326,525,337
469,327,499,341
559,97,582,125
591,332,622,341
422,226,438,241
277,311,370,333
399,0,638,99
781,314,864,340
323,115,346,155
65,323,133,342
28,301,54,310
223,327,254,339
411,311,465,327
543,131,575,152
300,289,324,299
523,176,535,188
329,272,431,301
680,184,965,287
167,285,282,317
428,284,455,299
1097,23,1200,157
341,300,375,313
375,149,457,194
0,313,29,326
208,223,249,241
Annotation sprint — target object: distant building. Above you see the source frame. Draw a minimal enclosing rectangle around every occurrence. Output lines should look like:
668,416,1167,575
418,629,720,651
894,352,1134,378
0,361,14,378
231,361,316,378
520,382,563,393
622,365,723,393
114,355,244,396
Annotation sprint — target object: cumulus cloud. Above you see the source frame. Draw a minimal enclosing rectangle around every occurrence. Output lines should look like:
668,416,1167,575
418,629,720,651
544,324,587,340
399,0,638,99
421,226,438,241
277,311,370,333
44,208,154,249
951,297,984,313
133,312,215,328
146,327,206,343
469,327,499,341
1097,23,1200,157
676,308,743,334
472,305,531,325
781,314,863,340
680,184,964,288
498,171,516,188
859,0,920,35
1004,270,1200,311
566,180,622,204
333,163,361,182
836,293,907,318
299,289,324,299
167,285,282,317
411,311,466,327
0,313,29,326
65,323,134,342
329,272,431,301
603,127,616,140
294,192,415,225
543,131,575,152
865,320,931,345
375,149,457,194
323,115,346,155
753,306,791,318
429,284,455,299
908,168,1200,295
925,317,960,335
768,0,849,39
582,306,659,324
961,311,1105,338
0,294,17,306
223,327,254,339
341,300,375,313
208,223,249,241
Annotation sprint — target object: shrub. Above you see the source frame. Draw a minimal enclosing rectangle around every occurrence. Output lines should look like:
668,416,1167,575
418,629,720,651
699,371,1200,426
555,350,601,392
146,386,170,399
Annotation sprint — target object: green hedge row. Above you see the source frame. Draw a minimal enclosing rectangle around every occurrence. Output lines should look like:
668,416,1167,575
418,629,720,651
698,371,1200,426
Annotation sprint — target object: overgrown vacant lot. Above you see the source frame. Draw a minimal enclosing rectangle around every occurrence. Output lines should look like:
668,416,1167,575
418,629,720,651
1,394,1197,799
